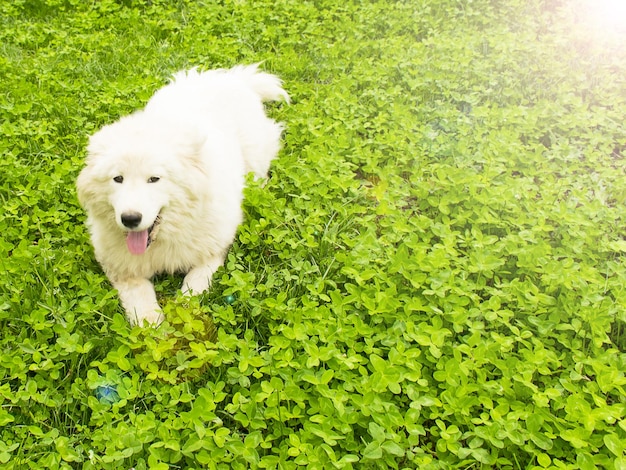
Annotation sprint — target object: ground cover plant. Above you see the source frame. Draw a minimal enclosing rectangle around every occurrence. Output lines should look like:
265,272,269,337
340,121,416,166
1,0,625,468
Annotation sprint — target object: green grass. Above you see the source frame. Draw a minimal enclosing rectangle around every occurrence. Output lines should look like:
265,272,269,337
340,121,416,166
1,0,626,468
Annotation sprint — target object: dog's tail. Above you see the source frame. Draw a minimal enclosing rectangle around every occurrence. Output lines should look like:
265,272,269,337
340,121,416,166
232,63,290,104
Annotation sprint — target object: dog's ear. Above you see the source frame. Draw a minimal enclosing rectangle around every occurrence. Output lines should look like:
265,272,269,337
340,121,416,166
85,112,143,163
172,133,210,203
76,161,104,212
76,127,119,213
85,121,120,163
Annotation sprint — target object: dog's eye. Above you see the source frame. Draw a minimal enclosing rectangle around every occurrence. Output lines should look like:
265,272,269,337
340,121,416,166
148,176,160,183
113,176,124,183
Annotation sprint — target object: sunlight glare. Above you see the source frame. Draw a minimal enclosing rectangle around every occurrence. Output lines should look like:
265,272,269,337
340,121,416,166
589,0,626,34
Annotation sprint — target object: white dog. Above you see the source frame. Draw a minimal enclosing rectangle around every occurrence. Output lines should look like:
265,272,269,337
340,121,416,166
77,64,288,325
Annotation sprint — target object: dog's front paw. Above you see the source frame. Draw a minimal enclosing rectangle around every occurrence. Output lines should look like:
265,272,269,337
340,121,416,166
113,277,163,327
182,256,226,296
128,308,164,326
182,271,211,296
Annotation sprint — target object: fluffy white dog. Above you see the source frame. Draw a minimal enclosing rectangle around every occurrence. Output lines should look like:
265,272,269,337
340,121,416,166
77,64,288,325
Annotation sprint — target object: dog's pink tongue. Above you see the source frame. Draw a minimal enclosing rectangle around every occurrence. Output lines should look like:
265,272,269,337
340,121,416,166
126,230,149,255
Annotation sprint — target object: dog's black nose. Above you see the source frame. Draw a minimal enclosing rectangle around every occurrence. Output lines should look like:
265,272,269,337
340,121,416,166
121,212,142,229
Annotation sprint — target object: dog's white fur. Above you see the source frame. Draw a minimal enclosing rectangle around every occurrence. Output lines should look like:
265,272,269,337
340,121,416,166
77,64,288,325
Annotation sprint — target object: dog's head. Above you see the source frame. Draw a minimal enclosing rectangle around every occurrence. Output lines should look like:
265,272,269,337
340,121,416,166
77,113,204,255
